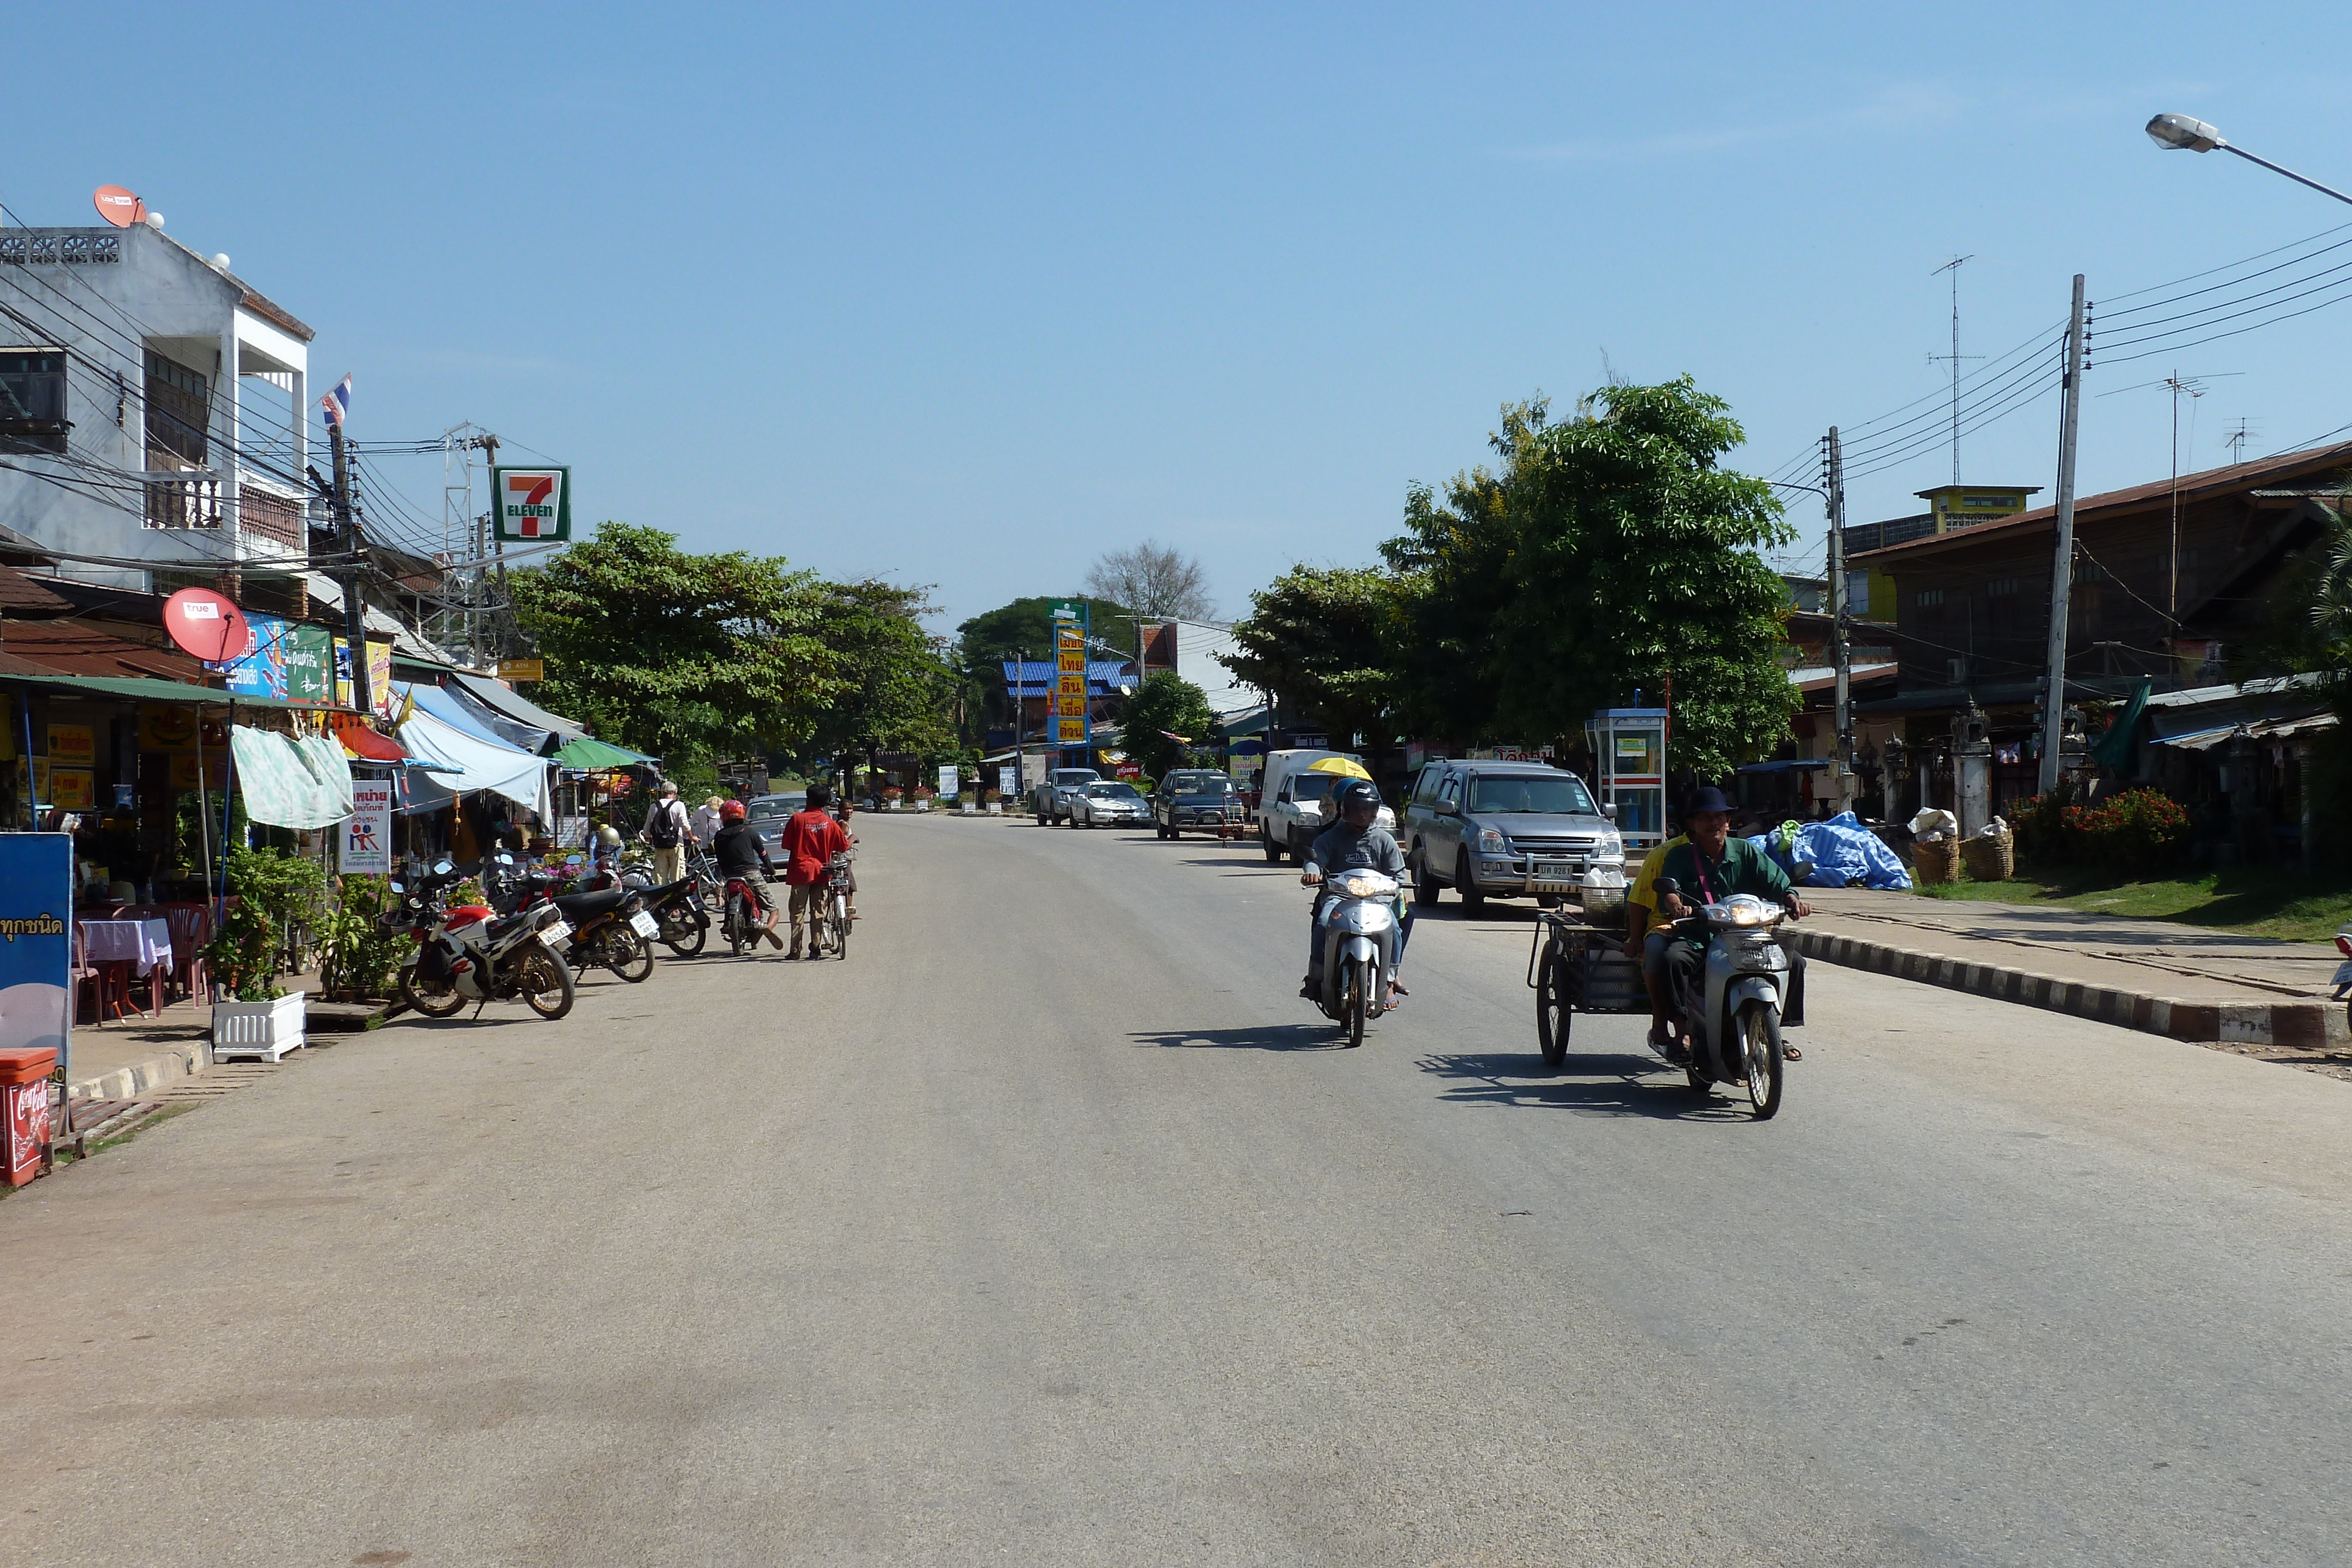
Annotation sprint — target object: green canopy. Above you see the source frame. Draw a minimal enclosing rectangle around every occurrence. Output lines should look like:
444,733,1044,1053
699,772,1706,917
553,735,652,770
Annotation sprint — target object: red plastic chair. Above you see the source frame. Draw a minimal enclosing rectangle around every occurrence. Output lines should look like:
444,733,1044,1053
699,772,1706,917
162,904,212,1004
70,923,102,1024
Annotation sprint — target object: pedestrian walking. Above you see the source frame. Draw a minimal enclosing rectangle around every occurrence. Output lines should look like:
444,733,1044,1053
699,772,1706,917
643,780,691,886
690,795,724,848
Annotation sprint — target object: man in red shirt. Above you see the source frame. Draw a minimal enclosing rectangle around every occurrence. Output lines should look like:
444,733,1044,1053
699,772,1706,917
780,783,852,957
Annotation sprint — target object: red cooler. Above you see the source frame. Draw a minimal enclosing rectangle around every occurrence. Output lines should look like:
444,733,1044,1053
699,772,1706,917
0,1049,58,1186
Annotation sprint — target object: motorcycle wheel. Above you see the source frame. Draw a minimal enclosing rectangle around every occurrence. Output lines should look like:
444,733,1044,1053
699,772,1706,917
1739,1001,1784,1120
663,913,707,959
516,947,575,1020
1535,945,1572,1068
609,924,655,983
1343,958,1368,1048
397,961,468,1019
726,898,748,957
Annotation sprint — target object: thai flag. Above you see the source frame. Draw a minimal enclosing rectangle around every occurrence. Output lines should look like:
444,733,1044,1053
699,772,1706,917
320,374,352,429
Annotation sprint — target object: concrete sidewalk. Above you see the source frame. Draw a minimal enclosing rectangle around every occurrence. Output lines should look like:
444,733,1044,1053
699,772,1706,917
59,978,387,1103
1792,887,2348,1048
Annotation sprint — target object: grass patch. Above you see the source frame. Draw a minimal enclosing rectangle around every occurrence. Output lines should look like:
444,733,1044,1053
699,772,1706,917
1915,865,2352,942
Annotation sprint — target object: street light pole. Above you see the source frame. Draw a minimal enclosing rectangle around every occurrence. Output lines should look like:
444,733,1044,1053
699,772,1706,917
2146,113,2352,208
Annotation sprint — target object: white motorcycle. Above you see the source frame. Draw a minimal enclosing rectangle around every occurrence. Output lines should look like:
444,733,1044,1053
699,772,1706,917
1302,865,1402,1047
387,857,577,1021
1649,877,1802,1119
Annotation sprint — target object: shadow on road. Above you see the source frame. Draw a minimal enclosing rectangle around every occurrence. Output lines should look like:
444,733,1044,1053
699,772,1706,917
1415,1051,1752,1119
1131,1024,1353,1052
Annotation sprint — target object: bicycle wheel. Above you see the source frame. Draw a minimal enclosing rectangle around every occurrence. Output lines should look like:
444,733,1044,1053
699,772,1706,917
830,892,850,959
1535,945,1572,1069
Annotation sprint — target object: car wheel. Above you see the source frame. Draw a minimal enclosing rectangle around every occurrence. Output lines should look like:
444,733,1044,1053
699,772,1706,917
1455,850,1486,912
1411,854,1440,907
1262,829,1282,864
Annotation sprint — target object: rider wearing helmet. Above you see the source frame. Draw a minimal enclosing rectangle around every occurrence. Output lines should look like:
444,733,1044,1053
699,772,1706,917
710,797,784,948
1298,778,1408,1001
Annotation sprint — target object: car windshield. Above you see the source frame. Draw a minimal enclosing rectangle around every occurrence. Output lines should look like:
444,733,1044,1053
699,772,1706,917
1291,774,1337,802
1054,772,1097,785
1466,775,1596,815
1087,783,1142,800
1172,774,1232,793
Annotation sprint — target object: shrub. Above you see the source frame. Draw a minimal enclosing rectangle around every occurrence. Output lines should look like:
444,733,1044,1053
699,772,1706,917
316,875,411,1001
203,845,328,1001
2009,784,2080,865
2062,787,2191,871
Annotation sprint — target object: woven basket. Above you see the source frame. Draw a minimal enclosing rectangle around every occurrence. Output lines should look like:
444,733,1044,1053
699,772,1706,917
1911,837,1960,885
1960,827,2016,883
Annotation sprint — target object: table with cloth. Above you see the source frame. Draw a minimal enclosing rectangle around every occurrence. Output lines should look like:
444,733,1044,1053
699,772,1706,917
78,918,172,1021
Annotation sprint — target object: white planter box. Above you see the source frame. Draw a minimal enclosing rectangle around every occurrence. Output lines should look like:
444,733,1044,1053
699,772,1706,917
213,991,307,1062
985,802,1003,815
887,800,903,811
916,799,933,812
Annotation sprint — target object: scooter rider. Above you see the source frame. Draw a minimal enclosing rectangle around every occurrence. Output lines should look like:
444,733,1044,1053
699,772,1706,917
1654,786,1809,1061
1298,778,1409,1002
710,798,786,950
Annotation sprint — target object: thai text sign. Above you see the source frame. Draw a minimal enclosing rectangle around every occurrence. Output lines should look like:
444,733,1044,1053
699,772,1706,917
340,780,394,874
493,466,572,542
1051,600,1090,747
0,835,72,1058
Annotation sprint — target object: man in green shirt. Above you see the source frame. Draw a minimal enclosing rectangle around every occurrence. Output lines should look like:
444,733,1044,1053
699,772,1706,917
1655,787,1810,1061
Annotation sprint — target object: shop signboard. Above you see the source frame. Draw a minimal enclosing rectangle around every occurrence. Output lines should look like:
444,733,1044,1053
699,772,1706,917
329,638,397,713
1050,600,1090,748
0,835,71,1178
138,704,198,751
497,658,545,683
168,753,228,791
222,613,291,700
45,724,93,767
937,765,958,798
30,758,49,804
283,624,335,706
340,781,394,874
50,770,94,811
997,765,1016,796
493,466,572,542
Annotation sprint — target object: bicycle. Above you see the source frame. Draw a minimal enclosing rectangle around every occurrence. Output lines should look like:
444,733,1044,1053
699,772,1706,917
821,851,854,958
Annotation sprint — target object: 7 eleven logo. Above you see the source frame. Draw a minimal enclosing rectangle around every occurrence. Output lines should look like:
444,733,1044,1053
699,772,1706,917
501,470,563,538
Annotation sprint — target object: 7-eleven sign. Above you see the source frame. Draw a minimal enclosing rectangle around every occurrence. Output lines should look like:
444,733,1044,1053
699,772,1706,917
492,466,572,543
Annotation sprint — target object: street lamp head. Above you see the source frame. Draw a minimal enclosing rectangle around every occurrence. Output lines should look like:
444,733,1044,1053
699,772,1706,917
2147,113,2225,152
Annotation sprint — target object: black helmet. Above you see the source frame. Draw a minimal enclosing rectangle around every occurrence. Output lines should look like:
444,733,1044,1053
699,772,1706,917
1337,779,1381,819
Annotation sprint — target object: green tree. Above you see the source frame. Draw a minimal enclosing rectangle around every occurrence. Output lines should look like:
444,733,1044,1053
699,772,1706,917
1120,671,1215,778
509,521,838,769
799,579,957,765
1220,565,1401,750
1485,380,1796,777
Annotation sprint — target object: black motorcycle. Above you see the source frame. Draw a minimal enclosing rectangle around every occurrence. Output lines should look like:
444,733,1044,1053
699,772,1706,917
489,860,657,984
642,874,711,958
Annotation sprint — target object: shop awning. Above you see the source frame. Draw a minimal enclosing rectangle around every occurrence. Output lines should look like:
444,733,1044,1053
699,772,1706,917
230,726,356,829
452,672,587,743
396,707,553,819
332,714,410,763
552,735,646,770
399,680,549,754
0,670,333,712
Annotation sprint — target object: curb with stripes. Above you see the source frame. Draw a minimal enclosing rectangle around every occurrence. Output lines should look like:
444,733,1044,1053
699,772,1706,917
1786,928,2347,1050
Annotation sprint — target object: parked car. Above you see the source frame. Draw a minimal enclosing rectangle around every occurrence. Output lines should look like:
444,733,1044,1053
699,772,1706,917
1261,764,1398,862
744,794,803,860
1151,770,1245,840
1399,759,1622,910
1070,780,1151,828
1031,768,1102,825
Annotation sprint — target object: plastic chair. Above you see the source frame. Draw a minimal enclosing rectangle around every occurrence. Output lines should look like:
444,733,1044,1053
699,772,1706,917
71,923,102,1024
163,904,212,1004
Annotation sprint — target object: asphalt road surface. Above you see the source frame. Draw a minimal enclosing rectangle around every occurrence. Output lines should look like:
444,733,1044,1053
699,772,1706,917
7,813,2352,1567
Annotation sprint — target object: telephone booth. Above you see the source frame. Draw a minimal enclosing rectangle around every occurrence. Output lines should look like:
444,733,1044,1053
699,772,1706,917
1586,708,1669,855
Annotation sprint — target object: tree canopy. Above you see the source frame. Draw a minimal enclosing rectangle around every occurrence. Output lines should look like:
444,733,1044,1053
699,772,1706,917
1220,565,1399,750
1084,541,1214,621
1120,671,1215,779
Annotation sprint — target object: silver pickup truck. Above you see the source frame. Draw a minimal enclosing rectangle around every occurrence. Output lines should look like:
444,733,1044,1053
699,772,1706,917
1401,760,1624,910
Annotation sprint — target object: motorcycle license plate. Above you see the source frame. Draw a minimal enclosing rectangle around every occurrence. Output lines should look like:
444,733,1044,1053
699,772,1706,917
542,919,570,950
629,910,660,939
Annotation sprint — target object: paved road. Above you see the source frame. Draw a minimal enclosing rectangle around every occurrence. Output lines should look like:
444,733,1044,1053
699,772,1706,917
6,814,2352,1566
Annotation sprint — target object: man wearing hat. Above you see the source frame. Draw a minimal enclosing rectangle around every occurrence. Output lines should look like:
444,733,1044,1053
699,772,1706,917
643,780,691,887
1654,785,1810,1061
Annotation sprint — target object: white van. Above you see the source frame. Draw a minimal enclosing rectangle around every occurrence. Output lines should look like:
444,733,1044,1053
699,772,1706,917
1254,747,1395,863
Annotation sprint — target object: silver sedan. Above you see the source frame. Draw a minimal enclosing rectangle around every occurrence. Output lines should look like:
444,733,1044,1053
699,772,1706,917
1070,781,1152,828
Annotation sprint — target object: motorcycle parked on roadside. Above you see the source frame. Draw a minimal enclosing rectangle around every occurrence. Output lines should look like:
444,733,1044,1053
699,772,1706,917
1649,877,1803,1119
490,857,657,984
1301,864,1402,1047
642,875,711,958
385,857,576,1021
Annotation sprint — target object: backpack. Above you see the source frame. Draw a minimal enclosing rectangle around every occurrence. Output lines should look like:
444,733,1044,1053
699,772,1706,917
643,800,683,848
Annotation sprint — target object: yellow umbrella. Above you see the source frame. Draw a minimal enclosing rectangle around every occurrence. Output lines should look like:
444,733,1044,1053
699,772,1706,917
1304,755,1371,780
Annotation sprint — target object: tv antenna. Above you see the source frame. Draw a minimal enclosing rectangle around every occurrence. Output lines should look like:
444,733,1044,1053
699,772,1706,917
1929,256,1982,486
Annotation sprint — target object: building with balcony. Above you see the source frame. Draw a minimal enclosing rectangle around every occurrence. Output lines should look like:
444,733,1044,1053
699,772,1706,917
1,222,317,603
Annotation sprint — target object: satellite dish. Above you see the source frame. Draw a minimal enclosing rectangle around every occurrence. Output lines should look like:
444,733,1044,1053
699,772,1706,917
93,186,145,228
162,587,253,664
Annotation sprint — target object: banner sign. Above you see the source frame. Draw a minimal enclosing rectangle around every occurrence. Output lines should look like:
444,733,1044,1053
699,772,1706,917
938,765,959,798
0,833,72,1061
1050,600,1090,748
139,704,198,751
340,780,394,874
45,724,93,766
493,466,572,543
50,770,93,811
997,765,1016,796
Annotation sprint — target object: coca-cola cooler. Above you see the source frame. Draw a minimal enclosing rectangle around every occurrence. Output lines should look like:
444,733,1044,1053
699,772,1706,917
1,1049,56,1186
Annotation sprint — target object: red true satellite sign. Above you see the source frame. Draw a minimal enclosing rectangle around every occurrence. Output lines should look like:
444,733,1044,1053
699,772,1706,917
92,186,145,228
492,466,571,543
161,587,253,664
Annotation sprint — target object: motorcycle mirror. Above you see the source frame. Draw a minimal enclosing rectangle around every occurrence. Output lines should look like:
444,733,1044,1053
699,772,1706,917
1653,877,1681,897
388,881,405,894
432,858,455,876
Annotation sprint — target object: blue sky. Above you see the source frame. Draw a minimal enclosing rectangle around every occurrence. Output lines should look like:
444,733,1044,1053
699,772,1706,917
11,4,2352,633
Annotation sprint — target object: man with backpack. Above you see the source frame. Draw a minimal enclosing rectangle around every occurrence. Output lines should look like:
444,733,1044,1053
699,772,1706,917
643,780,691,887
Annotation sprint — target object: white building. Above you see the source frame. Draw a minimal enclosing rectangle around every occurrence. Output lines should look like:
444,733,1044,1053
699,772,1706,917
1,221,316,592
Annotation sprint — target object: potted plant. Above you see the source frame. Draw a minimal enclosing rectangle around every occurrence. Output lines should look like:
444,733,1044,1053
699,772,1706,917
205,845,324,1061
882,785,904,811
913,784,936,813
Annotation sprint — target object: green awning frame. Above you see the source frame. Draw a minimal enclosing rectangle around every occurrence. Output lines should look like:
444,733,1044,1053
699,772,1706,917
0,670,347,713
552,735,654,770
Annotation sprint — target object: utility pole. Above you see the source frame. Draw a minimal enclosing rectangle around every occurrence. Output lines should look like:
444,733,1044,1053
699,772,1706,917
2038,274,2088,794
1930,256,1983,486
329,420,371,718
479,432,504,666
1826,427,1852,785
